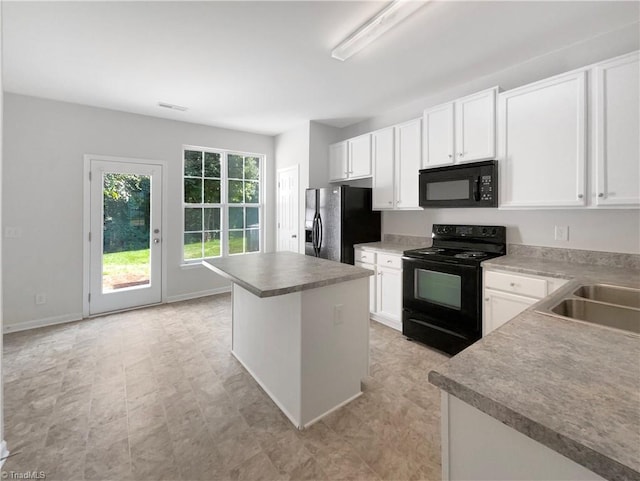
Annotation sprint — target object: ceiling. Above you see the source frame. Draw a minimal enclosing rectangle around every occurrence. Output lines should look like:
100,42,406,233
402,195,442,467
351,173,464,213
3,1,639,136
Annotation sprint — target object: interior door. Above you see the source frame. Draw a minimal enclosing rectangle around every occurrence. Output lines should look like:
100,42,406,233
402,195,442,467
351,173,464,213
276,165,299,252
89,159,163,315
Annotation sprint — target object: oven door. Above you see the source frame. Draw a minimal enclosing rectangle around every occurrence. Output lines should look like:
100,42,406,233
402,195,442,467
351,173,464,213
402,257,481,334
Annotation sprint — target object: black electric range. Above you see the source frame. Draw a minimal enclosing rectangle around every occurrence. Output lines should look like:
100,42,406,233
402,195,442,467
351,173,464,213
402,224,506,355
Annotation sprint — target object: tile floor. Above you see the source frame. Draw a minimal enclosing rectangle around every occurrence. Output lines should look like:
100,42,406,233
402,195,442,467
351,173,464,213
1,294,448,481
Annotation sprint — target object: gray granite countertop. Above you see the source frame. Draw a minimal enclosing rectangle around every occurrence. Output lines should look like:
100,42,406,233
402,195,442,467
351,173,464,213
202,252,372,298
355,239,431,255
354,242,416,255
430,255,640,481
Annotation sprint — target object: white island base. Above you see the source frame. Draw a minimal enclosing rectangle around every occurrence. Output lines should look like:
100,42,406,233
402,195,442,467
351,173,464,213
231,277,369,429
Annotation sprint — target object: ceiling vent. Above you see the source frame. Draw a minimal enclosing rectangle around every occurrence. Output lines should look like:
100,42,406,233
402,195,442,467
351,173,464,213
158,102,188,112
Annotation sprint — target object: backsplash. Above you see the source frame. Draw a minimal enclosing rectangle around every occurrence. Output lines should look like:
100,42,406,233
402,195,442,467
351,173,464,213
508,244,640,270
383,234,431,247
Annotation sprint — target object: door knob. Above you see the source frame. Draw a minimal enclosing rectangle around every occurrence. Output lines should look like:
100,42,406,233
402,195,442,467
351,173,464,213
153,238,160,244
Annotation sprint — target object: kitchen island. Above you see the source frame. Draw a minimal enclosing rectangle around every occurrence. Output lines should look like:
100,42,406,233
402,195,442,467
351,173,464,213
202,251,372,429
429,254,640,481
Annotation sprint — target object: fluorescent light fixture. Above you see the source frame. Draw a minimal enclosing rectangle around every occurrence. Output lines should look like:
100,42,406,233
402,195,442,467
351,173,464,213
158,102,188,112
331,0,426,61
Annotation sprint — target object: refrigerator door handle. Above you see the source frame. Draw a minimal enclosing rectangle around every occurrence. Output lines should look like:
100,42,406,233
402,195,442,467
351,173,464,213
317,214,323,251
313,213,320,256
311,213,317,249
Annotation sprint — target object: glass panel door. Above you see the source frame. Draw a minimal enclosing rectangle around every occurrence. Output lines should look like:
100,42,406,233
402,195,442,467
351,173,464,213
89,158,162,315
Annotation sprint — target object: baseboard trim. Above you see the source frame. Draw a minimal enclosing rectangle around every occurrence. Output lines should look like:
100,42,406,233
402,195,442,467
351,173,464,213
371,313,402,332
166,286,231,303
302,391,362,430
4,287,232,334
0,440,10,468
231,349,302,428
3,312,83,334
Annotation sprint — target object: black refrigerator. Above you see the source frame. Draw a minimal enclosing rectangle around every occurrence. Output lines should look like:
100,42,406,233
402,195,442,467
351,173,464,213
305,186,381,265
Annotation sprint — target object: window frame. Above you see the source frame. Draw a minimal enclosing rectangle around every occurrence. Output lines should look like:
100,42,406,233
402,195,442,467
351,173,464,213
182,145,264,263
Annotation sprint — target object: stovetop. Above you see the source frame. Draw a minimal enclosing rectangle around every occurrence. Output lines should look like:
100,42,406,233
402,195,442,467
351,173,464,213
403,246,504,265
403,224,507,266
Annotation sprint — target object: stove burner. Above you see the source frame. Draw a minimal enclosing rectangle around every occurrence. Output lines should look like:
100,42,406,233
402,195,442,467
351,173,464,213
418,248,445,255
454,251,487,259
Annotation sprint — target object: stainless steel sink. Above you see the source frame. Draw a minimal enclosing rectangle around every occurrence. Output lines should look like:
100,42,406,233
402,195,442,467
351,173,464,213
572,284,640,309
549,298,640,334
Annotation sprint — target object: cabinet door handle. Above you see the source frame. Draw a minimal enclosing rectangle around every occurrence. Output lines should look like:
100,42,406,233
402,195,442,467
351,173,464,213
598,193,604,198
485,298,490,302
510,282,516,287
577,194,583,199
448,154,453,159
388,201,393,205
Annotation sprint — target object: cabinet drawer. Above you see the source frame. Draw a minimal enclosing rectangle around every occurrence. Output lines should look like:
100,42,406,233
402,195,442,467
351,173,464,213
355,260,375,272
355,249,376,264
377,253,402,269
485,270,547,298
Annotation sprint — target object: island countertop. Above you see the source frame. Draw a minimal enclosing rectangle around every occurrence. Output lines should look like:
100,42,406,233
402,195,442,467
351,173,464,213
202,251,373,298
429,256,640,480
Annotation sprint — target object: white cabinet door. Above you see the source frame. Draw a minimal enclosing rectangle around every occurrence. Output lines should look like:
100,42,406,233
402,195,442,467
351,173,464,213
395,118,422,210
455,88,497,163
593,51,640,206
376,266,402,323
423,102,454,168
355,261,376,314
348,134,372,179
329,141,348,182
498,70,587,208
483,289,537,336
372,127,395,209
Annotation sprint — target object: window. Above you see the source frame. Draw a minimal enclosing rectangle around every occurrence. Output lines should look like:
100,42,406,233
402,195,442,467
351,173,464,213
183,147,263,261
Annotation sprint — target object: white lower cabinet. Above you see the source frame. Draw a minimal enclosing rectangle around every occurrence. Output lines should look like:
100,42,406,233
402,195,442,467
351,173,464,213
355,260,376,314
441,393,606,481
356,248,402,331
483,269,568,336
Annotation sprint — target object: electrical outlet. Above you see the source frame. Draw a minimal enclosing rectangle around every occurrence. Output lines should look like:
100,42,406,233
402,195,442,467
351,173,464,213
554,225,569,241
333,304,343,325
4,226,22,238
35,293,47,305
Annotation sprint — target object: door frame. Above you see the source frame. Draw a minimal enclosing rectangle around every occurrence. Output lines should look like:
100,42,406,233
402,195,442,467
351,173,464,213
276,164,300,253
82,154,168,317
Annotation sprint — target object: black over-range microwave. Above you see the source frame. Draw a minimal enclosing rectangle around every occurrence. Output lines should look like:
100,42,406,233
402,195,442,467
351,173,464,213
419,160,498,208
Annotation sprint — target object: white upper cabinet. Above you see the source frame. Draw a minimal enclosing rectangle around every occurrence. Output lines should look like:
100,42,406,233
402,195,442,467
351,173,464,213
347,133,372,179
372,119,422,210
395,118,422,210
423,103,454,168
423,87,498,169
329,135,372,182
593,51,640,207
455,88,497,163
498,70,587,208
372,126,395,209
329,141,348,182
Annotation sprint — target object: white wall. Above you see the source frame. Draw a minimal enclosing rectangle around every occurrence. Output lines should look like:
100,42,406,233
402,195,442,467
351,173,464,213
308,121,339,189
0,0,6,457
2,93,275,330
341,21,640,254
274,122,310,253
384,209,640,254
